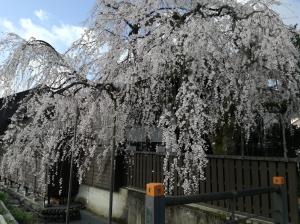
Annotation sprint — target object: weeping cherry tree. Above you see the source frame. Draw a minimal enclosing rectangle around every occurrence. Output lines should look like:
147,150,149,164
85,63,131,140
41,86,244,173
0,0,299,194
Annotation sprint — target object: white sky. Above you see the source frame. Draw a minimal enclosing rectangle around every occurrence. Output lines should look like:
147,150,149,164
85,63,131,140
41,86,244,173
0,0,299,53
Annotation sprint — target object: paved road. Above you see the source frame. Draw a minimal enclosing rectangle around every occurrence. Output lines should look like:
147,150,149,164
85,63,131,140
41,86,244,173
46,210,119,224
72,210,117,224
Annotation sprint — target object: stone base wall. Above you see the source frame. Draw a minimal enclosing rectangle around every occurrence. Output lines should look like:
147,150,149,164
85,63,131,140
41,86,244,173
76,185,274,224
76,184,128,222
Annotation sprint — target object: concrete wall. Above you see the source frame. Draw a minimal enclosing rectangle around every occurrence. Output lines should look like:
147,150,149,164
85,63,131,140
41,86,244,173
76,184,128,221
126,189,228,224
77,185,274,224
125,189,227,224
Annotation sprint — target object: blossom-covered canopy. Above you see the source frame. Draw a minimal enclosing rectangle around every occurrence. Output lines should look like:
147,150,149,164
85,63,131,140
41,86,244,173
0,0,299,194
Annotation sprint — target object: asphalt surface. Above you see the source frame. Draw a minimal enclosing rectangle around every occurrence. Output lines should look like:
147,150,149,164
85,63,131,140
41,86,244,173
72,210,114,224
46,210,118,224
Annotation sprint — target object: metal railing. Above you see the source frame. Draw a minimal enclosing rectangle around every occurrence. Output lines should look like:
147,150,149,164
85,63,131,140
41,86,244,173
126,152,299,223
145,177,288,224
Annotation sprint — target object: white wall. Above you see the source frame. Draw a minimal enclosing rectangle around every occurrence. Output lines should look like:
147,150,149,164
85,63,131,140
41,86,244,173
76,184,128,220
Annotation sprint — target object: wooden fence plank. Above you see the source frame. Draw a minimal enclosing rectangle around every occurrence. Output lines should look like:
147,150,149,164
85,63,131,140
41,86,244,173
134,153,138,188
150,154,154,182
287,162,299,224
174,159,179,196
138,153,143,188
211,159,218,206
227,159,236,211
217,158,225,207
251,160,260,215
259,161,269,217
268,161,277,219
199,166,206,194
146,154,152,185
142,153,147,189
235,160,244,211
154,154,158,182
243,160,252,213
159,155,164,183
134,153,138,187
205,158,212,195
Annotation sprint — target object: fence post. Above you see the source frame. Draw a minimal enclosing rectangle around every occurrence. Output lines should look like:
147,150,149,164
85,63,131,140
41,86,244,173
272,176,288,224
145,183,165,224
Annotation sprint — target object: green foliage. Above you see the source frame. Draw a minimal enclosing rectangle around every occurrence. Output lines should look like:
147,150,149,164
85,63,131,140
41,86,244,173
0,207,5,215
0,191,9,204
10,207,33,224
0,191,36,223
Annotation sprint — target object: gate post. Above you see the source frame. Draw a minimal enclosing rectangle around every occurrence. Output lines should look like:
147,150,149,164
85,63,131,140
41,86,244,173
272,176,288,224
145,183,165,224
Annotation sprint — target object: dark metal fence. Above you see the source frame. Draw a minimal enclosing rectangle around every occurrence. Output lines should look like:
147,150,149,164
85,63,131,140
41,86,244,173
127,152,300,223
146,184,288,224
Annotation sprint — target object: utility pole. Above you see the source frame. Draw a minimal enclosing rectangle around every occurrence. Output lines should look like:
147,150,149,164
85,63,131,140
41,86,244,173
108,98,117,224
66,103,79,224
280,114,287,159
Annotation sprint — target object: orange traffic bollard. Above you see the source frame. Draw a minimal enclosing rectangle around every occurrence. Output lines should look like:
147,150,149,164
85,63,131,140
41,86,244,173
272,176,285,185
146,183,164,197
145,183,165,224
272,176,288,224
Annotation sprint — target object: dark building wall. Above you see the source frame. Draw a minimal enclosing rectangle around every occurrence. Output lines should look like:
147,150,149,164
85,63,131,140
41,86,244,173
83,146,126,191
0,90,31,136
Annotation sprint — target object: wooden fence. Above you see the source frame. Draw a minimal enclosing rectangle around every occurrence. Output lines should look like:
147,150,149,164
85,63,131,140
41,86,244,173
126,152,300,223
